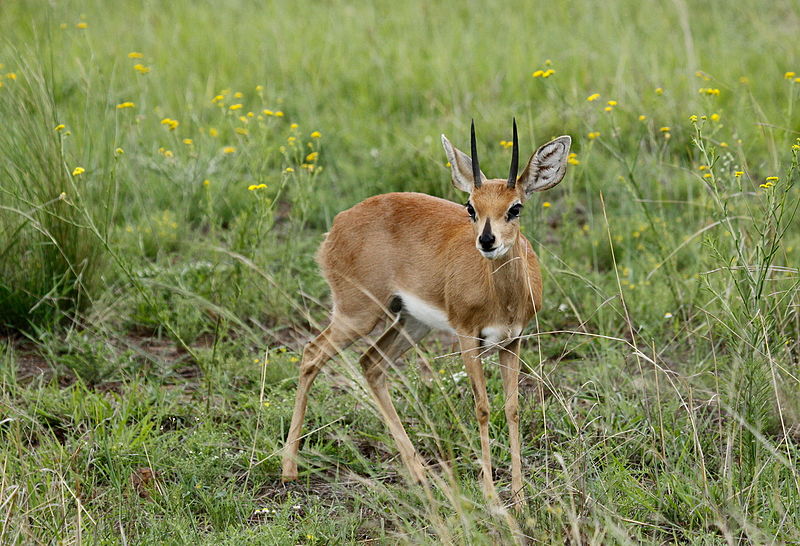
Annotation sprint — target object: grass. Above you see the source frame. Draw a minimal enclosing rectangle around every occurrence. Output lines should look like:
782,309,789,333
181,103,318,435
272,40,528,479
1,0,799,542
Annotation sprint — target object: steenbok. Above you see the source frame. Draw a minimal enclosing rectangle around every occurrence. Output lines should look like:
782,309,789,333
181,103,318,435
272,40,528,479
281,120,571,508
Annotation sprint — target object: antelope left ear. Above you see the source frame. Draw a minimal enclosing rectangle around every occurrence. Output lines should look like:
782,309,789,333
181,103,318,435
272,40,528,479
517,136,571,198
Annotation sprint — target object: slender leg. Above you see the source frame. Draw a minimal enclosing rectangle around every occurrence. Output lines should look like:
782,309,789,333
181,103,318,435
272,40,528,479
459,334,496,499
360,317,429,483
282,321,361,481
499,338,525,509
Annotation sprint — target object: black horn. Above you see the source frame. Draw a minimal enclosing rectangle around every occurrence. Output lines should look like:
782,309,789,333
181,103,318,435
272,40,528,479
471,119,482,188
507,118,519,188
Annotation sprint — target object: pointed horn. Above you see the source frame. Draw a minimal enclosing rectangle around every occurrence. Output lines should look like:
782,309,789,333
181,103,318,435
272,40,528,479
507,118,519,188
470,119,482,188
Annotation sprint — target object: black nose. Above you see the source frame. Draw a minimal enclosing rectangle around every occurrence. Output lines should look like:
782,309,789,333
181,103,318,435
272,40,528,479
479,232,495,250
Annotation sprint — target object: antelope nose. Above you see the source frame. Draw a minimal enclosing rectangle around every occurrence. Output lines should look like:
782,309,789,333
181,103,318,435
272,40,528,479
479,232,496,250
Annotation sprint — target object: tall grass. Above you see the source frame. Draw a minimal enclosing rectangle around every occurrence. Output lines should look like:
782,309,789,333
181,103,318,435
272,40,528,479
1,0,799,542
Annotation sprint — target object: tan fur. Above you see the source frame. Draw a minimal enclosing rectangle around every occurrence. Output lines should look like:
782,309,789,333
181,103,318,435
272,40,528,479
281,128,570,511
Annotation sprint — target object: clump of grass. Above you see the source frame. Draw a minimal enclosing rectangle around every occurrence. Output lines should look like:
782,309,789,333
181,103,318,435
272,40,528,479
0,57,104,331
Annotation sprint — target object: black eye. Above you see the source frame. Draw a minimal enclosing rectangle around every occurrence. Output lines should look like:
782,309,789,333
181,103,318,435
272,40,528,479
506,203,523,221
465,202,476,221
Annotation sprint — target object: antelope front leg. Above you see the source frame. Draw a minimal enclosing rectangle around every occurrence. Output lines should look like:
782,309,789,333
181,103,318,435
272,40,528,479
499,338,525,509
459,335,496,500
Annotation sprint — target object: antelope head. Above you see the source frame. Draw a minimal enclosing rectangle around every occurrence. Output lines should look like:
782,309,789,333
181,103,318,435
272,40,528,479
441,120,571,259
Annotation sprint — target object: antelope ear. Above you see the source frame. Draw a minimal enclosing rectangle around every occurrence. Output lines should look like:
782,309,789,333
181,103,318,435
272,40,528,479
517,136,571,198
441,134,486,193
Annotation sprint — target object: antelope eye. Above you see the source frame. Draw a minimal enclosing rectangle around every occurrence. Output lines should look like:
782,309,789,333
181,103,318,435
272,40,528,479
465,202,476,221
506,203,523,221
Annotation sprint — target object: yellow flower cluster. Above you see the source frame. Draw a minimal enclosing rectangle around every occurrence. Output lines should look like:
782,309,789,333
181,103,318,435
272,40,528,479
248,183,268,191
698,87,721,96
160,118,179,130
498,140,514,149
133,63,150,74
532,68,555,78
587,131,600,139
72,166,85,176
128,52,144,59
116,101,135,109
586,93,600,102
567,152,580,166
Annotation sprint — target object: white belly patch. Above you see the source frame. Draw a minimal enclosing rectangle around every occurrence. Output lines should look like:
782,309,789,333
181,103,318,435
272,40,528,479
480,325,523,346
396,290,455,333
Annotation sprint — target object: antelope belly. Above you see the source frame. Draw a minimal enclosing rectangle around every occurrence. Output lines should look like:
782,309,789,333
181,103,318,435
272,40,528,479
395,291,455,333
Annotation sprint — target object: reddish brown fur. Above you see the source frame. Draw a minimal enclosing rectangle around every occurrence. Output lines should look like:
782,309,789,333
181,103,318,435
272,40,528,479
319,186,541,335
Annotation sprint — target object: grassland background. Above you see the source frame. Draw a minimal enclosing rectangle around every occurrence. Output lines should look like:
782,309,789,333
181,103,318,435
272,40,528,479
1,0,799,543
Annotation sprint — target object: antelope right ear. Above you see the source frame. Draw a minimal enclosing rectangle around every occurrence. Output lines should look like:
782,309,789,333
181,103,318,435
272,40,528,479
517,135,571,198
441,134,486,193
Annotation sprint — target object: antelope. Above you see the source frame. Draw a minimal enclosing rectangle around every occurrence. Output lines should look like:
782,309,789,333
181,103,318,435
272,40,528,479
281,120,571,508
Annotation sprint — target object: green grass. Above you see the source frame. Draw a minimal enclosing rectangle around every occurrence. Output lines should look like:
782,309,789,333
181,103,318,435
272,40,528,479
1,0,799,542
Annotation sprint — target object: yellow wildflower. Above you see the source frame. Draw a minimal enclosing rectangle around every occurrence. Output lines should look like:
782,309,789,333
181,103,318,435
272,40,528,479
223,146,236,154
209,128,219,137
765,176,779,182
235,128,249,136
587,131,600,139
698,87,721,96
233,91,243,98
567,153,580,166
229,104,243,110
638,114,647,121
212,95,224,103
720,142,728,147
163,150,174,158
203,179,210,187
659,126,671,132
247,111,254,118
127,52,144,59
160,118,179,130
785,71,797,79
689,115,698,122
703,173,712,179
54,124,65,131
607,100,617,106
655,87,664,95
115,147,124,155
734,171,743,177
698,165,708,171
305,152,319,162
116,101,135,109
263,109,273,116
5,73,17,80
499,140,513,149
76,22,88,29
739,76,750,84
310,131,321,138
72,167,85,176
284,167,295,173
247,183,268,191
759,182,774,189
133,64,150,74
710,113,720,121
586,93,600,102
290,123,299,129
255,85,263,92
287,136,296,143
532,70,544,78
274,111,284,117
542,201,551,208
183,138,193,145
